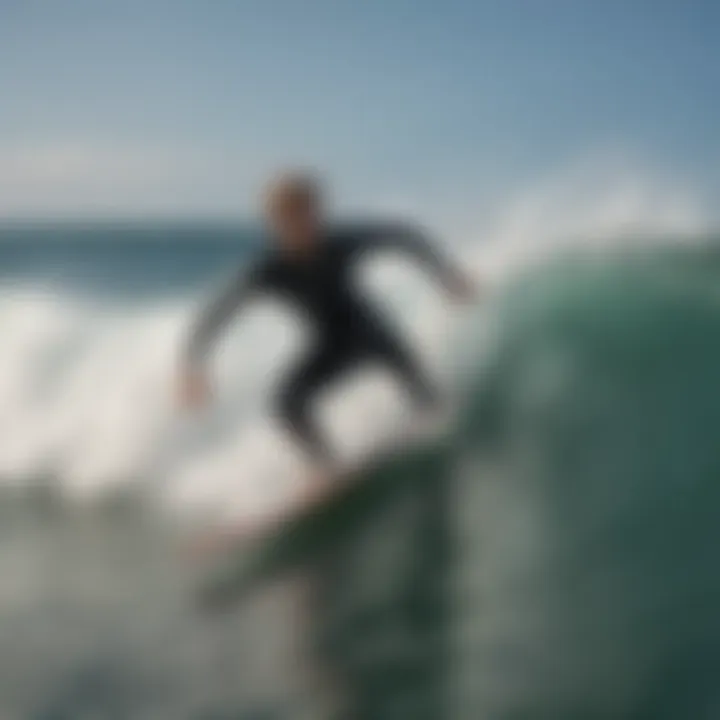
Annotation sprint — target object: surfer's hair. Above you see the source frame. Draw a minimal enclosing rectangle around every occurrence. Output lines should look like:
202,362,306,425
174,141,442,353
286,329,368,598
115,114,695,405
265,170,322,211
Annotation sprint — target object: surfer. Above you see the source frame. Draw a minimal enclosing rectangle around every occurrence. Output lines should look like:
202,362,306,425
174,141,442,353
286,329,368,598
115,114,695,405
179,171,476,470
180,172,474,715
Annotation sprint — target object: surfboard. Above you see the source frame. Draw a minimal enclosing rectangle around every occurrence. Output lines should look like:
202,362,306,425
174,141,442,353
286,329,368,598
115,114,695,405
194,415,452,614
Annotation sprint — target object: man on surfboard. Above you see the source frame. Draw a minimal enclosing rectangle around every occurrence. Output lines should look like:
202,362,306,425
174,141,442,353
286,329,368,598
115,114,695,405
179,171,475,471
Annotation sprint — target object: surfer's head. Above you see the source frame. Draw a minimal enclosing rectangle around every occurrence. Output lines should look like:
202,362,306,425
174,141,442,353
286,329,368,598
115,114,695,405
264,171,323,254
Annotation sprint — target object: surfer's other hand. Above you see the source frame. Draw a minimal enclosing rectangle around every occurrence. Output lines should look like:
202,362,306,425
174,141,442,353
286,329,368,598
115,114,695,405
445,272,478,303
178,367,211,411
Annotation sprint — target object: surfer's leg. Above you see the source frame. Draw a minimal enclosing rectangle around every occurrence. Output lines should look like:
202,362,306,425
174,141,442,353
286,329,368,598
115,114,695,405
373,331,439,409
275,345,353,466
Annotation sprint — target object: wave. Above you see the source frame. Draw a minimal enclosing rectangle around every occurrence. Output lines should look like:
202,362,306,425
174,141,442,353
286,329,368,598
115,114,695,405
0,165,709,518
0,152,714,717
455,243,720,718
3,236,719,718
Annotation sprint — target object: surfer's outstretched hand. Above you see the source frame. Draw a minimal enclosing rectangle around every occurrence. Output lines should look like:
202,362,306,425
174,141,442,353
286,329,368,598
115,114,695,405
177,367,212,411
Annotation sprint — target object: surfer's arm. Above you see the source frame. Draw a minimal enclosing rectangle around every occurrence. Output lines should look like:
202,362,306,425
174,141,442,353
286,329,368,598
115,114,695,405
351,222,476,299
184,265,261,371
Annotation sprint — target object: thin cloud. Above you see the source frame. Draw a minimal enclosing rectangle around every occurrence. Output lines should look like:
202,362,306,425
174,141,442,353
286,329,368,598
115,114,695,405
0,142,264,218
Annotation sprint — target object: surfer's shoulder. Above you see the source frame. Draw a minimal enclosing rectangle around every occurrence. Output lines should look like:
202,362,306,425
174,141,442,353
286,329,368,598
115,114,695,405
328,219,413,248
325,222,380,257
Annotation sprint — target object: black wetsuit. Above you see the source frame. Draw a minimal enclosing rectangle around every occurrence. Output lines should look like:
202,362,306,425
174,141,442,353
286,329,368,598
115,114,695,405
186,223,457,463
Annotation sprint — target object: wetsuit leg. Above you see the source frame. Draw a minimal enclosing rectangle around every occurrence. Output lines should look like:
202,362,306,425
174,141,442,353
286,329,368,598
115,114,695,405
275,343,357,464
367,327,439,409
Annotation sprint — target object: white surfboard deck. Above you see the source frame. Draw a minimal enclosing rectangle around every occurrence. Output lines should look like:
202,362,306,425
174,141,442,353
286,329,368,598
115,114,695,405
193,409,452,613
189,408,452,562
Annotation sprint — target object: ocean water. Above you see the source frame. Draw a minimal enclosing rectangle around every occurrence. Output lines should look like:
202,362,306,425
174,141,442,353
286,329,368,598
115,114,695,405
2,220,720,719
0,223,260,297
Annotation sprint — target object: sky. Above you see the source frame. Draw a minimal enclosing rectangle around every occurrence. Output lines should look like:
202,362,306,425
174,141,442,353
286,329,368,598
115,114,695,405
0,0,718,219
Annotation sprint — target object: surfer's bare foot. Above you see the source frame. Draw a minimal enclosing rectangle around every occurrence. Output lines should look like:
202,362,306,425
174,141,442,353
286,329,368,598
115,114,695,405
294,468,335,509
305,463,338,486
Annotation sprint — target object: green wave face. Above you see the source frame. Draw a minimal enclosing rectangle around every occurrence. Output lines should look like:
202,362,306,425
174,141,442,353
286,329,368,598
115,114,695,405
455,244,720,719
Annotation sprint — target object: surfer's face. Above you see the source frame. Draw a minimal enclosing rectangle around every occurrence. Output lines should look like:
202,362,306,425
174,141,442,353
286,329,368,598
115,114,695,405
265,180,322,254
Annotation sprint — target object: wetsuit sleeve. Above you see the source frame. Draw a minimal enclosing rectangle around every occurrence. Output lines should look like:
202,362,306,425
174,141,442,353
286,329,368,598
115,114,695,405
184,263,265,370
347,222,460,286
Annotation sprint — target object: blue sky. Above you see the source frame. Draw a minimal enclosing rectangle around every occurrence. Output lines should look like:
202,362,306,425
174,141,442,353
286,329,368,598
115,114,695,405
1,0,718,218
